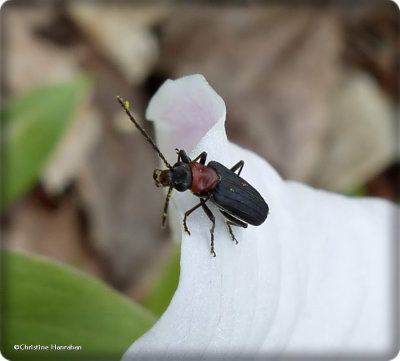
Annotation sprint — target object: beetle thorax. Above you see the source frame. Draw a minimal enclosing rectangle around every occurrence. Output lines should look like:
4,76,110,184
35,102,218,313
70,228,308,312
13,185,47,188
189,163,219,195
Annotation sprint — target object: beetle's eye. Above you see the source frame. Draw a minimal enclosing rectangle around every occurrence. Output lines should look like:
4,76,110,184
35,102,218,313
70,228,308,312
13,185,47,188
153,169,163,187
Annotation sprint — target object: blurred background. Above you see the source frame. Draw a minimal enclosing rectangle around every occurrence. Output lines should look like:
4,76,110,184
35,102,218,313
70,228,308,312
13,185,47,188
1,1,399,318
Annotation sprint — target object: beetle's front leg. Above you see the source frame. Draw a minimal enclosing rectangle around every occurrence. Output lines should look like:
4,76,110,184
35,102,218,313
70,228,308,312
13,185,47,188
192,151,207,165
176,149,191,163
161,187,173,228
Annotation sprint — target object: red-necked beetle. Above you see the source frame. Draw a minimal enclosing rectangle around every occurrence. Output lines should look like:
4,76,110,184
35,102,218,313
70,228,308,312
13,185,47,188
117,96,269,257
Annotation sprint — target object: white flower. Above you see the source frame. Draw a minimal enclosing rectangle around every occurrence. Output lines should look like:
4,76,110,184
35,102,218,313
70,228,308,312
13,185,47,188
123,75,398,360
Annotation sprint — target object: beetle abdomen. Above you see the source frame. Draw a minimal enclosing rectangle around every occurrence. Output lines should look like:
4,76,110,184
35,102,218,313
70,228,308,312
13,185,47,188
207,161,269,226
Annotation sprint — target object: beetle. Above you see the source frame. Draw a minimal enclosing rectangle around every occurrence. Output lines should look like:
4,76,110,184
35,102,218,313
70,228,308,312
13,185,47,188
116,96,269,257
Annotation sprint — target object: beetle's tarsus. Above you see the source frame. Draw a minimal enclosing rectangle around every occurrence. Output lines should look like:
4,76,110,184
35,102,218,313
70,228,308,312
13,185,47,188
229,227,239,244
226,222,239,244
209,228,215,256
210,232,216,257
183,222,191,236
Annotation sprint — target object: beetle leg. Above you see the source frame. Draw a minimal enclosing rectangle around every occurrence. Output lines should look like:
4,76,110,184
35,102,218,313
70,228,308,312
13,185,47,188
226,222,238,244
200,201,216,257
227,221,248,244
192,151,208,165
230,160,244,176
226,219,248,245
177,149,191,163
183,201,204,235
161,187,174,228
220,210,248,244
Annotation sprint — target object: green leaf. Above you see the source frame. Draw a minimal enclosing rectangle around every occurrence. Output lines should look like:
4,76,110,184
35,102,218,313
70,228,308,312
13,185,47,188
346,185,367,197
1,250,156,361
1,77,90,209
142,244,180,316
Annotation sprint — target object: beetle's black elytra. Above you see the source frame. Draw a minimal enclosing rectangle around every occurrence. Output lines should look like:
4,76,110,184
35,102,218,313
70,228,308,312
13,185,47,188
117,96,269,257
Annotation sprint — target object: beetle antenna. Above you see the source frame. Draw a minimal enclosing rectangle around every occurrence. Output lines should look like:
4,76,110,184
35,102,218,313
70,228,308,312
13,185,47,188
116,96,172,169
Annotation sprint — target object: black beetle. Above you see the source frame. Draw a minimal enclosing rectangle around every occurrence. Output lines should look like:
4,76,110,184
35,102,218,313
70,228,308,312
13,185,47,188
117,96,269,257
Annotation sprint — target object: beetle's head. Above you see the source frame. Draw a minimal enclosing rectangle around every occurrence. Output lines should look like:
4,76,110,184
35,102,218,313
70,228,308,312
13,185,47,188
153,162,192,192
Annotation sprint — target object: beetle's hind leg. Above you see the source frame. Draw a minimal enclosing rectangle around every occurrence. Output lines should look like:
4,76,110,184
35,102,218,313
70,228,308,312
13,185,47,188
230,160,244,176
226,222,239,244
220,210,248,245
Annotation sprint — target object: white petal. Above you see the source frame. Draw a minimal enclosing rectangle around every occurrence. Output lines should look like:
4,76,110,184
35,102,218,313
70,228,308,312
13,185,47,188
146,74,227,163
123,75,398,360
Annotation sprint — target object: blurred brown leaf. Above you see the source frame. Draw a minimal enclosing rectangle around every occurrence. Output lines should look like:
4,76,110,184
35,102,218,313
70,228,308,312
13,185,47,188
68,3,169,84
3,6,81,94
77,112,170,289
6,189,103,278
